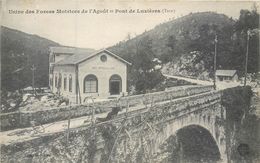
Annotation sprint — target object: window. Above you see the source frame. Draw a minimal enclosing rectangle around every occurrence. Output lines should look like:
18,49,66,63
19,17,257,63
84,74,98,93
49,77,53,87
64,75,67,91
55,75,58,87
58,73,62,88
100,55,107,62
69,75,72,92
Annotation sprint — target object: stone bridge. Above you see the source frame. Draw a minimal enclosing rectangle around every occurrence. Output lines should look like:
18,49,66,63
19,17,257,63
1,85,227,163
92,90,226,163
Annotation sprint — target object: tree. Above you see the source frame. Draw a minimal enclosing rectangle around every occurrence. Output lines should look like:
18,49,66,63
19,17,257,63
132,36,164,94
235,6,259,73
187,24,218,74
161,35,177,63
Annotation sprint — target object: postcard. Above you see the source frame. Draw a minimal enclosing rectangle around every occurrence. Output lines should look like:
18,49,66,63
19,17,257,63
1,0,259,162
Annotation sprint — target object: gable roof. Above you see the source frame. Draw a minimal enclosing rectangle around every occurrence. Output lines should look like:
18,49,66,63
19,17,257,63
55,49,132,66
216,70,237,77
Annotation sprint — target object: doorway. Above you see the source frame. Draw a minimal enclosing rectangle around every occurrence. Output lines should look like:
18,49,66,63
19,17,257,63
109,75,122,95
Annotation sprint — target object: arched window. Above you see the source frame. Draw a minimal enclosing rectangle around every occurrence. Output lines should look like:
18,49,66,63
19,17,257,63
109,74,122,95
58,73,62,89
63,75,67,91
69,75,72,92
84,74,98,93
55,75,58,87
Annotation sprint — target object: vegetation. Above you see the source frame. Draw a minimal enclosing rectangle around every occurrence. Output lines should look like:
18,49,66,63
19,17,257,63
109,9,259,84
1,26,59,92
222,86,259,163
128,36,164,94
1,7,259,93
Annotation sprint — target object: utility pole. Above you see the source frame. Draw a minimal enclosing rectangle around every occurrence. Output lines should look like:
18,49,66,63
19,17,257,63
213,34,218,90
66,102,71,145
31,64,36,95
244,30,250,87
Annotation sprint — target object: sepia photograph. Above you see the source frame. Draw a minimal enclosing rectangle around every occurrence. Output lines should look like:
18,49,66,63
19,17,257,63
1,0,259,162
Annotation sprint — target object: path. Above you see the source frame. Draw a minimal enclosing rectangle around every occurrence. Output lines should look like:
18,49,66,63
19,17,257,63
163,74,212,85
0,103,146,145
163,74,243,90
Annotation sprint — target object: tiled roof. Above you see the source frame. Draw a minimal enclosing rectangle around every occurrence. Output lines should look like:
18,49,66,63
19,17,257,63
54,48,131,66
216,70,237,77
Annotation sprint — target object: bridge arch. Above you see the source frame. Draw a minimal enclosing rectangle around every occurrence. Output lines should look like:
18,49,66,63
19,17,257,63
159,125,221,162
152,110,226,162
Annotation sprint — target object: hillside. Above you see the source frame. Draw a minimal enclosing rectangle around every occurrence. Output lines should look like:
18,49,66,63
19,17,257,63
1,26,60,91
1,10,258,92
109,12,234,60
108,12,236,80
109,10,259,83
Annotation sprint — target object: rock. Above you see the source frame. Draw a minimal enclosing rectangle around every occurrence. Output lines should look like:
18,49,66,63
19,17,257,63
7,92,12,98
40,96,48,102
154,65,162,70
10,102,16,107
23,93,32,102
59,102,66,106
27,97,36,104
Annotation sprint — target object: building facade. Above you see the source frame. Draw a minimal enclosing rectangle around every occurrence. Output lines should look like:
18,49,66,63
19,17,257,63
49,47,131,103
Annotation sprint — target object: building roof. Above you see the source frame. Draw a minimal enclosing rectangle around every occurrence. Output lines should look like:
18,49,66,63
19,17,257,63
50,46,76,54
216,70,237,77
54,49,132,66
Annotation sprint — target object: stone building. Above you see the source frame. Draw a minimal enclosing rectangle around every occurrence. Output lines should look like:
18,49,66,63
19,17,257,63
49,46,131,103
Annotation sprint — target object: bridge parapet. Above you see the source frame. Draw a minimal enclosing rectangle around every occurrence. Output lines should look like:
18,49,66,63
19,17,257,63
93,90,225,162
1,89,225,163
95,90,222,134
118,85,214,107
1,85,214,131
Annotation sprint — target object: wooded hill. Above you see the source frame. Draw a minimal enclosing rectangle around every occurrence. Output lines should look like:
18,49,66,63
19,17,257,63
109,11,234,62
1,26,60,91
108,11,259,80
1,10,259,92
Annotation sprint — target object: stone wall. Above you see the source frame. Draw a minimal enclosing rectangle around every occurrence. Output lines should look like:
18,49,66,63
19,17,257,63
1,85,214,131
221,86,258,163
1,89,221,162
0,111,20,131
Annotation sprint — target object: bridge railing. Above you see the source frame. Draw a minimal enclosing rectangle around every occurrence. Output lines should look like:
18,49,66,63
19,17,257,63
110,90,222,126
1,85,214,131
118,85,214,107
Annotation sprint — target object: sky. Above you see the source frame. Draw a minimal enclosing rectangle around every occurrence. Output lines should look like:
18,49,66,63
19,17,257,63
1,0,259,50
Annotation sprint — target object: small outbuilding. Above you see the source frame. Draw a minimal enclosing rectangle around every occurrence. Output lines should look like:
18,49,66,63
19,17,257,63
216,70,238,82
49,46,131,103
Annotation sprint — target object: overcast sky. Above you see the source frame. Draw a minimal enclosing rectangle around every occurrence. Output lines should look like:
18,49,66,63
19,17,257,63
2,0,258,50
